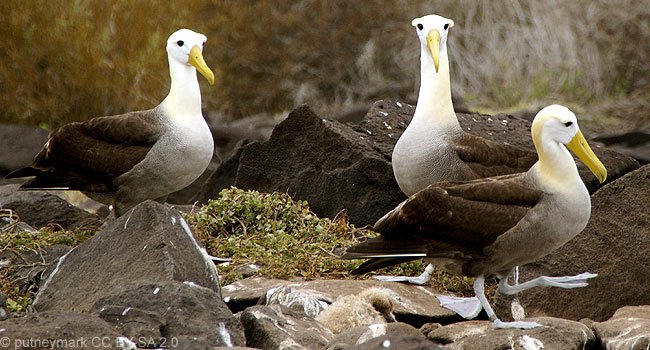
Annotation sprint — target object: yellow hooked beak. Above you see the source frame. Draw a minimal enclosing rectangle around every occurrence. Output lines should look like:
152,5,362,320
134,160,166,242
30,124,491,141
566,130,607,183
188,45,215,85
426,29,441,73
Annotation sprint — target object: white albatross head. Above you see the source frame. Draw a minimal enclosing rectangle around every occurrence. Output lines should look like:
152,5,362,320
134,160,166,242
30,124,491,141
166,28,215,85
532,104,607,184
411,15,454,73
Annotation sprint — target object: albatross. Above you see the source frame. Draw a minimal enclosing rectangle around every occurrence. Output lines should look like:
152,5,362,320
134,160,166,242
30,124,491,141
343,104,607,329
382,14,537,285
6,29,215,217
394,14,537,196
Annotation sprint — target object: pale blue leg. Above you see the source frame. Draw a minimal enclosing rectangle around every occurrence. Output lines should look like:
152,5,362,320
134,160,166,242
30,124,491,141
498,272,597,295
474,276,543,329
374,264,434,285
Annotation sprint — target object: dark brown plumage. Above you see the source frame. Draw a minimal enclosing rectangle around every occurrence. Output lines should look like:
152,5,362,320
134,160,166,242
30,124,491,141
345,173,542,276
453,133,538,179
9,111,162,195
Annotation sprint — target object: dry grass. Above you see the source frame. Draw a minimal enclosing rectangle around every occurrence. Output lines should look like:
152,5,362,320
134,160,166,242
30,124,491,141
1,1,647,128
0,209,97,311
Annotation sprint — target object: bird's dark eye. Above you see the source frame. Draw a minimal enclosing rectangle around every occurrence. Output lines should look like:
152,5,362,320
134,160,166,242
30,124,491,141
564,121,573,127
444,23,449,30
177,40,184,47
417,23,424,30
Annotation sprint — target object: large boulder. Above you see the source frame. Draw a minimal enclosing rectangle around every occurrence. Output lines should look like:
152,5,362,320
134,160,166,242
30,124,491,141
592,305,650,350
495,164,650,321
0,312,129,350
422,318,596,350
33,200,221,312
0,184,101,229
196,100,638,226
92,281,245,348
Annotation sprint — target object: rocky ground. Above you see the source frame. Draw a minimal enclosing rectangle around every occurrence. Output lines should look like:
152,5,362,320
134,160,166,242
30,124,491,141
0,100,648,349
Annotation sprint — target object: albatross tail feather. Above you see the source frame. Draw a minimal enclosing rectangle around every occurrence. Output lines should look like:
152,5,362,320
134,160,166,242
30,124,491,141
342,236,427,274
5,166,42,179
346,256,422,275
5,166,111,193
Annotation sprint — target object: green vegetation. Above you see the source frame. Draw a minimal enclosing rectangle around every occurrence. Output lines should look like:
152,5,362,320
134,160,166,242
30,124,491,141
189,187,368,284
1,1,647,130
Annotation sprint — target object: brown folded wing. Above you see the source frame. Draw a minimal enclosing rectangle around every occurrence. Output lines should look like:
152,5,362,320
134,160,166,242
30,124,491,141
345,173,543,274
10,109,163,192
454,133,538,179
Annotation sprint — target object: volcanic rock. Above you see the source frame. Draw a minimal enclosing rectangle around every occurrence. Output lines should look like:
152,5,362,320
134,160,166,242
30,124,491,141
32,201,221,312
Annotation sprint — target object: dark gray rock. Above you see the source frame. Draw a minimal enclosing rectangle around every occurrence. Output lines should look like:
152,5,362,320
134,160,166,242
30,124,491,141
0,124,48,177
327,322,439,350
594,130,650,164
239,304,334,350
93,281,245,348
0,312,127,349
33,200,221,313
592,305,650,350
0,184,101,229
495,165,650,321
423,317,596,350
234,104,408,226
97,305,164,340
223,277,458,327
210,119,274,161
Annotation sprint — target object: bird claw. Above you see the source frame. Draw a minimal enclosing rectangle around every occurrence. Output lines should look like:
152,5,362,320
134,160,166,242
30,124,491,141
436,295,483,319
538,272,597,286
499,272,597,295
373,264,434,285
374,274,429,285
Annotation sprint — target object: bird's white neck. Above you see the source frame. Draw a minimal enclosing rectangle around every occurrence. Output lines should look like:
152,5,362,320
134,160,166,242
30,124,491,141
411,44,458,130
161,60,203,118
533,131,582,192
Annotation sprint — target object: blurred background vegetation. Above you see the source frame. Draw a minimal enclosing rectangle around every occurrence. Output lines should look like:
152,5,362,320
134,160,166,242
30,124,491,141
1,0,648,131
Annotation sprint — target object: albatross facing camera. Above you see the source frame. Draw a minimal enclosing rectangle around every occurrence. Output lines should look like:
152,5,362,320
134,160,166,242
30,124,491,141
379,14,538,286
344,105,607,329
392,14,537,198
6,29,215,217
